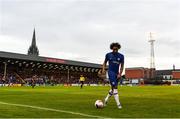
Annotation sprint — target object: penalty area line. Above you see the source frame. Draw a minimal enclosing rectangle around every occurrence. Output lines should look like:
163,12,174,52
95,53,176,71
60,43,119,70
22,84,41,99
0,101,104,118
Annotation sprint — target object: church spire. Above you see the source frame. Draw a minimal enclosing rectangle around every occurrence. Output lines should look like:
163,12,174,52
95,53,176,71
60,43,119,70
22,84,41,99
32,28,36,46
28,28,39,56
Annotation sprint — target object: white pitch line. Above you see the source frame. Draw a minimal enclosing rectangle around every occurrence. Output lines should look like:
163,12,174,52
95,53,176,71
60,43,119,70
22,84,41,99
0,101,104,118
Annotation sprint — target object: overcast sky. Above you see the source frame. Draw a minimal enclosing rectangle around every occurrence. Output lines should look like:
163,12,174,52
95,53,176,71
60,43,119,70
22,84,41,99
0,0,180,70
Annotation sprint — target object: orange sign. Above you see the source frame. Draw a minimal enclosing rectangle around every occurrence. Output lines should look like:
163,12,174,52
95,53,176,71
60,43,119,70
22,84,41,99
46,58,66,64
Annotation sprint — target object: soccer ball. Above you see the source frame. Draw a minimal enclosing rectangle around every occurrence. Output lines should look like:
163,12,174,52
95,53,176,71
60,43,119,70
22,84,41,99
95,100,104,108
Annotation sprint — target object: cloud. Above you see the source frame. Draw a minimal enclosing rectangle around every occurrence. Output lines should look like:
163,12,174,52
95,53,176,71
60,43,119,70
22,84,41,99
0,34,29,53
0,0,180,69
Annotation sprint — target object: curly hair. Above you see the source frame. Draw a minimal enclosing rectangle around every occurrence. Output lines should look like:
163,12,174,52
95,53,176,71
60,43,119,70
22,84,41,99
110,42,121,50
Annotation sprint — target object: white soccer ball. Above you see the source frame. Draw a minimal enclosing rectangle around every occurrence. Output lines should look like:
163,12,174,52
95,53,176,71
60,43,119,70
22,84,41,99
95,100,104,108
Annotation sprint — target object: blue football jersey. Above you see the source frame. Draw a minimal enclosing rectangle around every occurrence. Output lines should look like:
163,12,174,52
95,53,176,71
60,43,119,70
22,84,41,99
105,52,124,74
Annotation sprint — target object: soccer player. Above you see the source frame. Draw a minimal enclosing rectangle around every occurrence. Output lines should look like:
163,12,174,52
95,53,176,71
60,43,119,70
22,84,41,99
79,75,85,89
102,42,124,109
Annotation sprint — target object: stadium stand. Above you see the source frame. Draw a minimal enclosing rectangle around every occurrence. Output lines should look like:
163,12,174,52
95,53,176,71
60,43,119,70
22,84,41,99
0,51,103,86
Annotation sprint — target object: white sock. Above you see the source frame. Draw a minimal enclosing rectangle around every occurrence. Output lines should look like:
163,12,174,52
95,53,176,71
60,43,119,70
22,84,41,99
113,89,121,106
105,89,113,102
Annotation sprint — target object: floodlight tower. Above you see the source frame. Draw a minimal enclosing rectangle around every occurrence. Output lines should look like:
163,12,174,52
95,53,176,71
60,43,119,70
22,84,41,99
149,32,155,69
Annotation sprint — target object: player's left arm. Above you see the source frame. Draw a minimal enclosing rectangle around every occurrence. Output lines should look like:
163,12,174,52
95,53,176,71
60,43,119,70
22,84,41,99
119,62,124,76
118,56,124,79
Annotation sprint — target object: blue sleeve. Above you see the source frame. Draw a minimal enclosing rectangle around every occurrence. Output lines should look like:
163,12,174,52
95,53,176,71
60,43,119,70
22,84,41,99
121,55,124,63
105,53,109,62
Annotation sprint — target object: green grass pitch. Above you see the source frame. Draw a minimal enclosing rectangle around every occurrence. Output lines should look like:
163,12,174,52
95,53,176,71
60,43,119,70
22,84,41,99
0,86,180,118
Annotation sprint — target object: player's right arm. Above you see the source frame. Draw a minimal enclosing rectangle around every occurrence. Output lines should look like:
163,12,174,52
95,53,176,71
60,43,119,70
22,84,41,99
102,54,108,74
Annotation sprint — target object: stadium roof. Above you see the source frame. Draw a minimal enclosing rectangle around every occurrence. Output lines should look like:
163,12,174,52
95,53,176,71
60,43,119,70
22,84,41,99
0,51,101,72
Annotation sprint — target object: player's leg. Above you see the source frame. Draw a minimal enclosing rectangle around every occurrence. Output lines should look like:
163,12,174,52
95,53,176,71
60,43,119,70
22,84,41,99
113,78,122,109
80,81,83,88
104,86,113,106
32,82,35,88
104,72,114,106
113,87,122,108
82,81,84,88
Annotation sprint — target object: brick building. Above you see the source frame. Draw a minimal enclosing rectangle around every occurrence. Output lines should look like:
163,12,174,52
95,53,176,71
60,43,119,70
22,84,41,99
125,67,155,80
172,71,180,80
125,67,155,84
